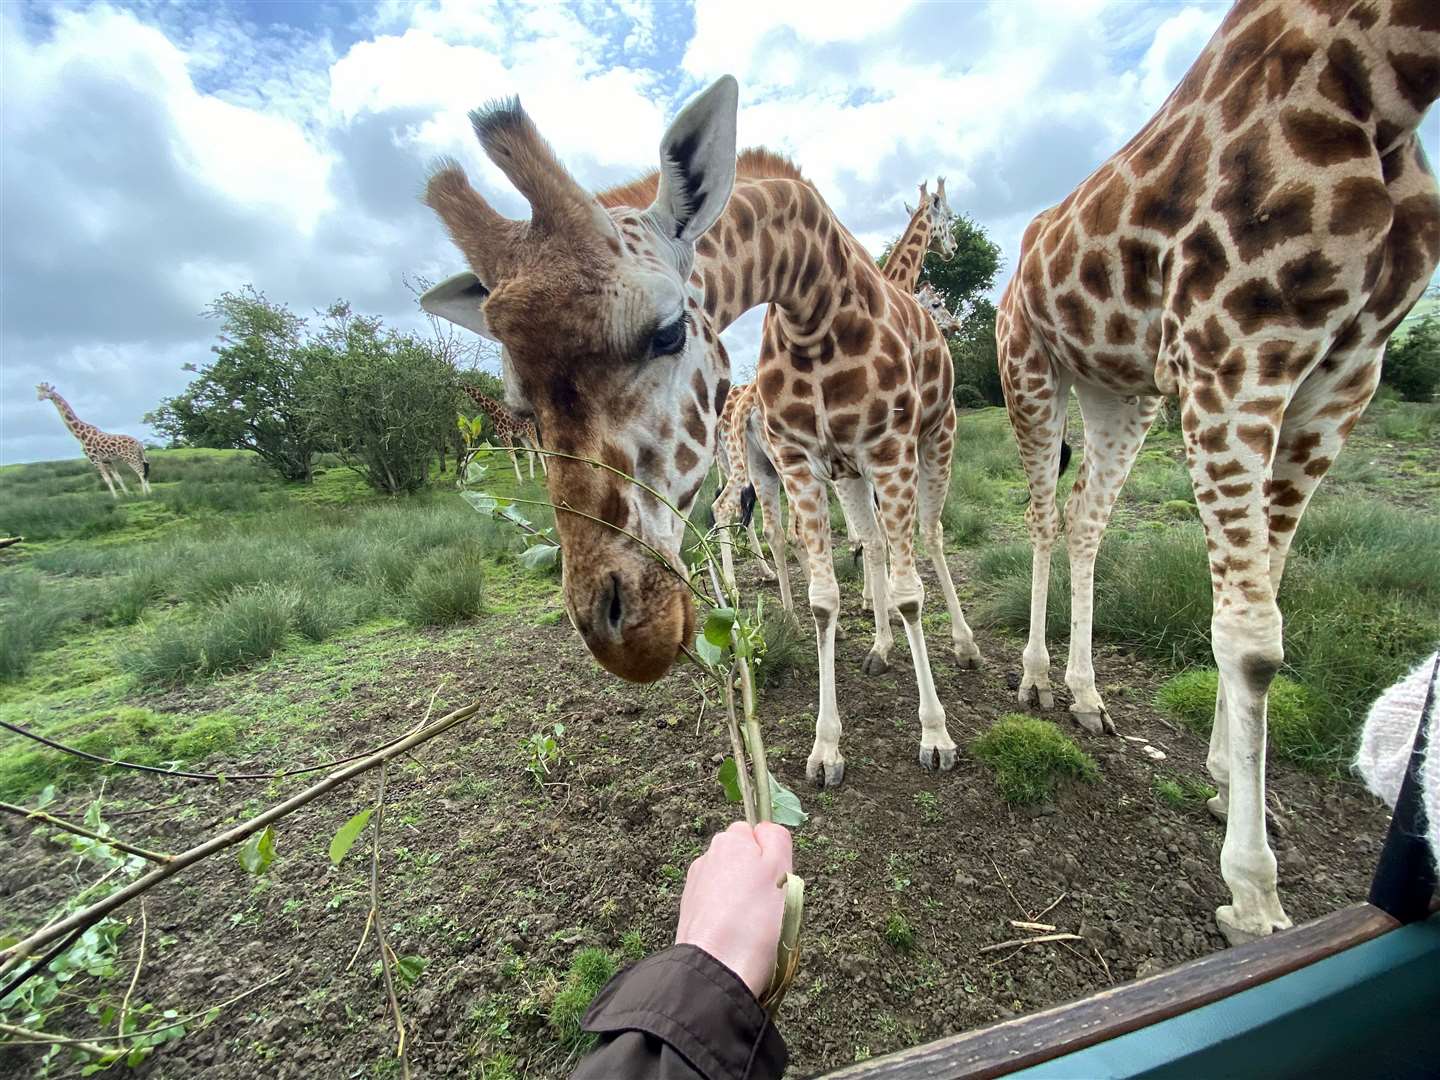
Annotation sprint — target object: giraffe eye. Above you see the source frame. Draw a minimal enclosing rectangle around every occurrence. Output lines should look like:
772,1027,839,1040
650,317,687,358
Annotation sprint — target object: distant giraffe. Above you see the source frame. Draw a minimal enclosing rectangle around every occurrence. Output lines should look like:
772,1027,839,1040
915,283,961,336
996,0,1440,944
35,383,150,498
459,384,547,482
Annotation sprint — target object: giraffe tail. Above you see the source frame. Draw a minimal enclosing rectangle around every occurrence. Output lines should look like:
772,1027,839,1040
1058,439,1071,477
739,483,757,528
143,457,151,479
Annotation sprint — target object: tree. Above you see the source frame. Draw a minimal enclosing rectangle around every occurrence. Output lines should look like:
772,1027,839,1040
948,298,1005,407
878,213,1003,318
147,287,319,481
301,303,462,495
1381,286,1439,402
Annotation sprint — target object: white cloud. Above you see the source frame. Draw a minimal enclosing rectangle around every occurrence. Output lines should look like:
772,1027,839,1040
3,0,1435,466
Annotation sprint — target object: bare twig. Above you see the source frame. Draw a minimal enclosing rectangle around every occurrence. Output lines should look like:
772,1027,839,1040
1009,920,1057,933
0,974,284,1049
989,856,1033,921
117,901,148,1039
0,717,432,785
978,932,1083,955
0,1021,109,1058
369,760,410,1080
0,801,173,864
0,699,485,985
1034,891,1068,922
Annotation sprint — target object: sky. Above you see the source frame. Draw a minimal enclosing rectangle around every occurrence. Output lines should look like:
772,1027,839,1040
2,0,1436,464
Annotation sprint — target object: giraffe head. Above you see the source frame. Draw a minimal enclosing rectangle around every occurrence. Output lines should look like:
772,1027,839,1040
35,382,56,401
422,77,740,683
915,283,960,335
904,177,958,260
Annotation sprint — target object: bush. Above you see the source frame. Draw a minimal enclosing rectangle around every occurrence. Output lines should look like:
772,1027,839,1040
972,715,1099,804
953,384,987,409
403,551,487,626
1381,313,1439,402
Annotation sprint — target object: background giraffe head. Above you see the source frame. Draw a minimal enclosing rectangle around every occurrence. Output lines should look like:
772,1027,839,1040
915,283,961,334
35,382,56,401
905,177,959,259
422,77,740,683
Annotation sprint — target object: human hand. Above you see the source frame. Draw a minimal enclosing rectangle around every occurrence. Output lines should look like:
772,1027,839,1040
675,821,793,998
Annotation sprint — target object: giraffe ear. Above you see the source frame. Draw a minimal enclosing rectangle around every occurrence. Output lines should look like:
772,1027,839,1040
648,75,738,244
420,272,499,341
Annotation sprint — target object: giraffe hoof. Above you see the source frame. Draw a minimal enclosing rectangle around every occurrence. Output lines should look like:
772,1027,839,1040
806,755,846,789
1019,685,1054,710
1207,794,1229,823
861,650,890,676
755,563,778,582
1215,905,1291,947
918,745,957,772
954,647,983,670
1071,707,1115,735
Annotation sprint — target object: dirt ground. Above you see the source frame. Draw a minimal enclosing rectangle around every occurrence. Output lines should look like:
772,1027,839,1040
1,557,1394,1079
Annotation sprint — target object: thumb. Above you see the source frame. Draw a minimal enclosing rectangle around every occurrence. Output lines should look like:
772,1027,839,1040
753,822,793,879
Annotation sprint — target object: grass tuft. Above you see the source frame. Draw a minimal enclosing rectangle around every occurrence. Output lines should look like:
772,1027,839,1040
972,715,1099,804
548,947,617,1047
404,550,487,626
883,913,915,951
1153,772,1218,811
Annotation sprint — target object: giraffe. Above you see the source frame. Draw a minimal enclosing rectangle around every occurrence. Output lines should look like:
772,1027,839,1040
711,380,792,606
421,78,983,785
916,283,961,336
995,0,1440,945
713,179,961,617
459,383,547,482
35,383,151,498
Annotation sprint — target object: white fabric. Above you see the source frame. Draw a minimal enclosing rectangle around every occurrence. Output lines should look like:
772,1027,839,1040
1354,651,1440,862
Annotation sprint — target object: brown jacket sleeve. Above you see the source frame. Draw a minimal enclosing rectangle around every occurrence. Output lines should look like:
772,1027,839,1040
571,944,788,1080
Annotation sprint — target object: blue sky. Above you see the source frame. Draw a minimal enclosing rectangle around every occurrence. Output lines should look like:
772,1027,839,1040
2,0,1436,464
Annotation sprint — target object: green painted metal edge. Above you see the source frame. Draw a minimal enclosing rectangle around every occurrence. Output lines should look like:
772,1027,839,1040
1012,915,1440,1079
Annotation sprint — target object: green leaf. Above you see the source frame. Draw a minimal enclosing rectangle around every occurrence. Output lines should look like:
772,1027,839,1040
328,808,374,865
461,490,498,515
519,543,559,571
395,954,427,987
768,772,808,827
703,607,737,647
35,785,56,810
716,758,742,804
238,825,277,875
693,632,725,668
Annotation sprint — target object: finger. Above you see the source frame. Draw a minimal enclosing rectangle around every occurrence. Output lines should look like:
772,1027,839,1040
753,822,793,876
721,820,760,850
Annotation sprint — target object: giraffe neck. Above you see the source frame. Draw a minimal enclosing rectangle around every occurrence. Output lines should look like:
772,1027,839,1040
694,176,872,343
881,208,932,293
464,387,506,423
47,393,91,441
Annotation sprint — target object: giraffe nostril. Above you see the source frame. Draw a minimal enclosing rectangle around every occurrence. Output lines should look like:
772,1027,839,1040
606,573,624,633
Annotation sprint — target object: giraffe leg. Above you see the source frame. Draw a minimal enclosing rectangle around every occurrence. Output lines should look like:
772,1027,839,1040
744,434,787,599
111,463,131,495
507,444,523,483
1001,346,1071,711
1063,385,1159,733
129,458,151,496
1179,386,1300,946
872,459,955,773
95,461,118,499
835,476,893,675
711,471,744,593
779,469,845,788
917,414,983,669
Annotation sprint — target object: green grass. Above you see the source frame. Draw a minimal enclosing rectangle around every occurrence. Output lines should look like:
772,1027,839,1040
883,913,915,952
548,947,617,1048
753,605,810,688
0,706,246,800
0,490,128,541
1153,772,1217,810
404,551,488,626
971,715,1099,805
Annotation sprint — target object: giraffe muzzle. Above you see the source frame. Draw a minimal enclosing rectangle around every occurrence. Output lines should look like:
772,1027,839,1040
565,552,695,683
